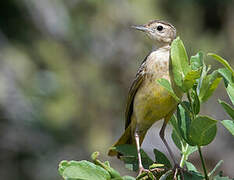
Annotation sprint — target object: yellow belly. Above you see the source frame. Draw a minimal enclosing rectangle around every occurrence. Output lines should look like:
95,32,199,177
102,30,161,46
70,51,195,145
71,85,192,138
133,76,177,129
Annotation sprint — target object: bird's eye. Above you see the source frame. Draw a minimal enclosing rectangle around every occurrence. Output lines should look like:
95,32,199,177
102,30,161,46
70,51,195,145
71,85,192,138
157,25,163,31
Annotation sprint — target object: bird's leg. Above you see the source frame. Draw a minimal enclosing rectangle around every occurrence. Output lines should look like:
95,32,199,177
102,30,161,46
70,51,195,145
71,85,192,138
159,114,185,179
134,129,149,176
159,120,177,165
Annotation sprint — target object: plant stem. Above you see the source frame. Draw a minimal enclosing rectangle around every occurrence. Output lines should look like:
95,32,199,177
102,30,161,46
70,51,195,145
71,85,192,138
198,146,209,180
179,144,189,167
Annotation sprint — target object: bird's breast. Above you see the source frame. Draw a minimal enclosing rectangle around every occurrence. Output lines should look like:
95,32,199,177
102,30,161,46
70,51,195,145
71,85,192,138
145,48,170,77
133,48,177,128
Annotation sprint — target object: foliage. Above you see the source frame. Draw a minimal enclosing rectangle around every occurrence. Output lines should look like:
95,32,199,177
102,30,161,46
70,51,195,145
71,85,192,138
58,37,234,179
59,152,135,180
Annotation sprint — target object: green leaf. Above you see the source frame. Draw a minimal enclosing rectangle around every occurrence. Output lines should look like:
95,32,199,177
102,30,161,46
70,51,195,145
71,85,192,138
91,151,100,161
218,68,234,105
208,53,234,77
199,70,222,102
220,120,234,136
148,172,155,180
59,160,69,176
171,129,183,150
213,174,232,180
170,115,183,140
104,161,110,167
226,84,234,105
106,167,121,179
136,172,148,180
115,144,137,156
188,146,198,156
171,37,191,88
170,114,198,159
149,163,165,169
153,148,172,168
197,62,208,95
183,171,204,180
208,160,223,177
188,116,217,146
122,176,136,180
182,69,201,92
121,156,138,171
116,145,153,171
190,52,203,70
219,100,234,120
170,115,188,151
185,161,198,172
176,102,191,143
58,160,111,180
157,78,180,102
140,151,154,171
91,152,121,178
218,68,234,85
159,170,173,180
191,89,200,115
171,106,198,164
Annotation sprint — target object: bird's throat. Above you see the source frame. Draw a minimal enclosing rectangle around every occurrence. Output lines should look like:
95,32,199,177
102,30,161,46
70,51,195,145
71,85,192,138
145,45,170,80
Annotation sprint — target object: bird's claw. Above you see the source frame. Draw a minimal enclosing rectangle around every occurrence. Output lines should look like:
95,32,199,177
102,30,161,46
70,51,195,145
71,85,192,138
172,164,187,180
136,167,151,179
138,167,150,176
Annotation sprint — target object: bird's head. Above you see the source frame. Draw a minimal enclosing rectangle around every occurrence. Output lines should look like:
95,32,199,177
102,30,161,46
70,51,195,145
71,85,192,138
132,20,176,47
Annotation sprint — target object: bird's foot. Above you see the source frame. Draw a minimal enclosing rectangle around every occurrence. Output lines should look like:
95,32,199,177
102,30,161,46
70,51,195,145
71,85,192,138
172,164,187,180
138,166,150,176
136,166,150,179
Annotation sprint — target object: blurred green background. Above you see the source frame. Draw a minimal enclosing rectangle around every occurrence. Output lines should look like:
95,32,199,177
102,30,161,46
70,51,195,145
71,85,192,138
0,0,233,179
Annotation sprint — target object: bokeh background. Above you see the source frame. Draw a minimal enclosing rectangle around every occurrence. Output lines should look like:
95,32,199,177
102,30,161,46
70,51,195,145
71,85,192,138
0,0,233,179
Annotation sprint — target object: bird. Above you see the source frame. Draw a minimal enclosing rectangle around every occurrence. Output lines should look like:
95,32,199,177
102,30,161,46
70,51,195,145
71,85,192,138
108,20,182,174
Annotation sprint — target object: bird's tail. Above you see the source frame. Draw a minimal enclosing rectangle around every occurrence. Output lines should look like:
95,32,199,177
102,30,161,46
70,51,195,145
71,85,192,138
108,125,146,157
108,125,132,157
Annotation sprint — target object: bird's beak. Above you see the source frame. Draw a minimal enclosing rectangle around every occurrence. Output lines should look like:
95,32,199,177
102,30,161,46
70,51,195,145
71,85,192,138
131,25,153,33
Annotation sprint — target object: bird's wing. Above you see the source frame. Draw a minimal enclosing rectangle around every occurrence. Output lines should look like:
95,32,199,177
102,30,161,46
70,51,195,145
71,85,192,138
125,54,150,129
